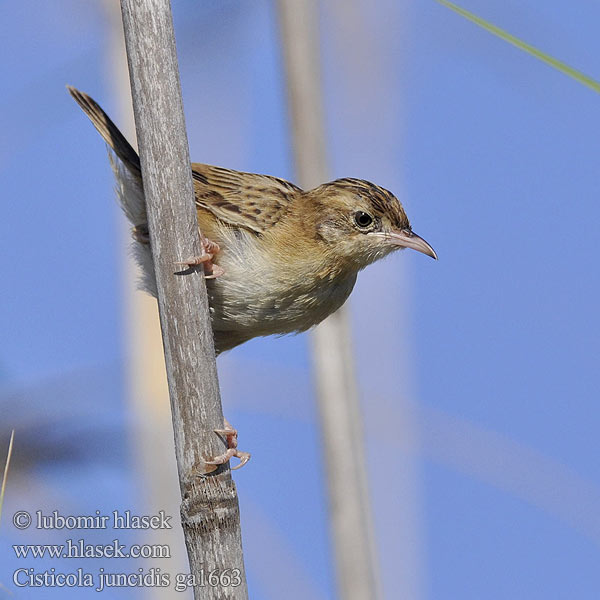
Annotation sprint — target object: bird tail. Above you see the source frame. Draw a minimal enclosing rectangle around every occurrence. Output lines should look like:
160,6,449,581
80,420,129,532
68,86,157,295
67,86,141,176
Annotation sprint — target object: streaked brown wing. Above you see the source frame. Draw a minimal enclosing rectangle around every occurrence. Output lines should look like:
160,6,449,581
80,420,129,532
192,164,302,235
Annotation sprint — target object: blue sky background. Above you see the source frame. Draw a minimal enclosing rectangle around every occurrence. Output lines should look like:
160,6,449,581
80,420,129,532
2,0,600,598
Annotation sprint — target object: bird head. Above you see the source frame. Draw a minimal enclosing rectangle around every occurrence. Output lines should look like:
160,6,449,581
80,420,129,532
309,178,437,270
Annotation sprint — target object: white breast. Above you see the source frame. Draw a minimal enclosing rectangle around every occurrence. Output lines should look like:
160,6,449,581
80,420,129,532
207,224,357,338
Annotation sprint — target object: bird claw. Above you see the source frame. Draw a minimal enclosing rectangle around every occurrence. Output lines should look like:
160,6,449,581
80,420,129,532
204,449,251,471
174,237,223,278
205,419,251,471
174,254,211,267
203,264,225,279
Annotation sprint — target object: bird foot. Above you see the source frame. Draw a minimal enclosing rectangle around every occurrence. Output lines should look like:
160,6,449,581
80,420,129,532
205,418,251,471
175,237,224,278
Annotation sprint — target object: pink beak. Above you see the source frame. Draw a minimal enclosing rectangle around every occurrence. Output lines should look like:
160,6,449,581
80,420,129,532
371,229,438,259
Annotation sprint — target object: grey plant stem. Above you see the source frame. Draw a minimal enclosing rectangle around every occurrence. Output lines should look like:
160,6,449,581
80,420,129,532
119,1,248,598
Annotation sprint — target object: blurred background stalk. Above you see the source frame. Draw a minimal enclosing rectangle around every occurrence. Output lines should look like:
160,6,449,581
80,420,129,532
276,1,381,598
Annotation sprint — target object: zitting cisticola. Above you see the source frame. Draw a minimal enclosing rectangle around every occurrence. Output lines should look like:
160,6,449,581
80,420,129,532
68,87,436,469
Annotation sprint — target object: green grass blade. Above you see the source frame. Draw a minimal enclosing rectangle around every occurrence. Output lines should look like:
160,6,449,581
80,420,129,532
436,0,600,94
0,430,15,527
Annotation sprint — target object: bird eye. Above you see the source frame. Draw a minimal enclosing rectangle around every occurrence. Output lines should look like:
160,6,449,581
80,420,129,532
354,211,373,229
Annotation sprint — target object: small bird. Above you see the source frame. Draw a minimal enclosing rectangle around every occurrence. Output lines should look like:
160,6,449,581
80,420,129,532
68,86,436,468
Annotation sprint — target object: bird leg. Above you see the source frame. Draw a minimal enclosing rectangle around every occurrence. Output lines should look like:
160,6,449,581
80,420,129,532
205,418,251,471
175,236,224,278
